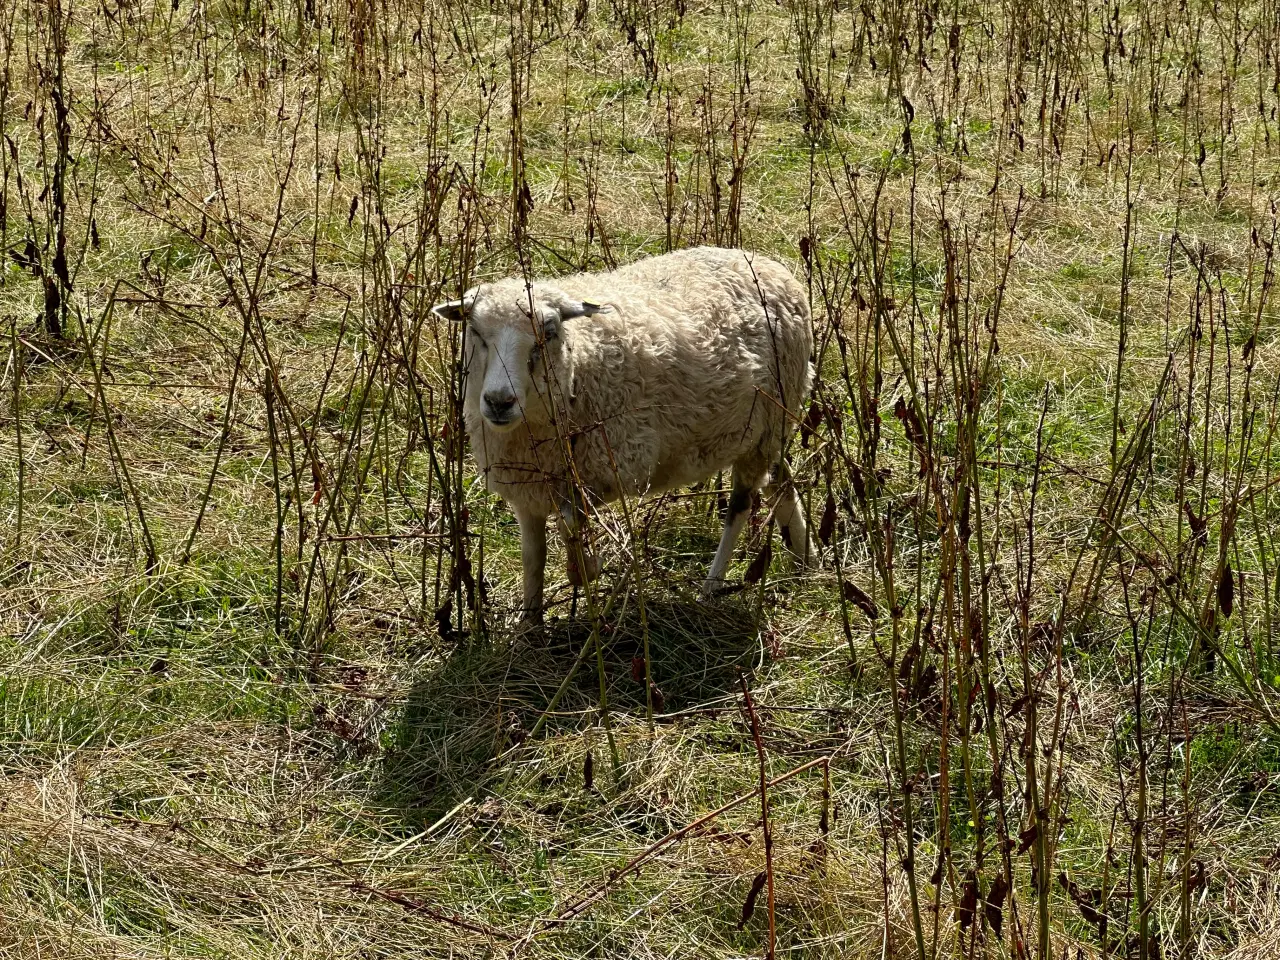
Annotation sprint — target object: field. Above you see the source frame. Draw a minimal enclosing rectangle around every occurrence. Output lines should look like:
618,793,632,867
3,0,1280,955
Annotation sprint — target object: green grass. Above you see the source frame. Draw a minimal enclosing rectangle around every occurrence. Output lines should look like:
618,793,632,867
4,0,1280,956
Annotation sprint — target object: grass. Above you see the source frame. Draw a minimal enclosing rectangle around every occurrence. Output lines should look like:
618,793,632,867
4,0,1280,956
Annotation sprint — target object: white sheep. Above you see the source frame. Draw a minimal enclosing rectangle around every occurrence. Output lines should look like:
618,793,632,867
432,246,814,626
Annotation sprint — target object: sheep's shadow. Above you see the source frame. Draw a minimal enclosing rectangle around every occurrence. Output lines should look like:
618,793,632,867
377,595,761,824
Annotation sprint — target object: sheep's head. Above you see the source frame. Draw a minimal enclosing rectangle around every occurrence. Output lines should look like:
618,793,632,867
432,281,601,433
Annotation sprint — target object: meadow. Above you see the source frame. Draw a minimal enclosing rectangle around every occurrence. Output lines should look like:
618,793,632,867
3,0,1280,955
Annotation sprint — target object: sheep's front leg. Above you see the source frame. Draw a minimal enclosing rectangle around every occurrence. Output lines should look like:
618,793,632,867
557,489,599,586
516,508,549,627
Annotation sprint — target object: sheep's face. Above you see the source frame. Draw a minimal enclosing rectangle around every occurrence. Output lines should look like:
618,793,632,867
432,283,600,433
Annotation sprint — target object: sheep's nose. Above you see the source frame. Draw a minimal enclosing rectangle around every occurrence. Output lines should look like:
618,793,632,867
484,391,516,416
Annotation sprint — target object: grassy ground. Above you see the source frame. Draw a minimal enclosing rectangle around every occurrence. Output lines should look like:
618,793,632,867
4,0,1280,956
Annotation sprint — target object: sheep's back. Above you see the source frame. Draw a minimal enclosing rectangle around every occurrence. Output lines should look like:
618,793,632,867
561,248,812,496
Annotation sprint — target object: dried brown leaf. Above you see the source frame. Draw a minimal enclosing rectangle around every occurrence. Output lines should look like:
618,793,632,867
842,580,878,619
738,872,768,929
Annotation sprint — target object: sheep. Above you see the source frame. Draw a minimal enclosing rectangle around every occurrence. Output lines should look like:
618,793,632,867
431,246,814,627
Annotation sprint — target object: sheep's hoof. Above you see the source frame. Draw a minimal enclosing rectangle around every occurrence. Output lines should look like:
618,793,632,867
566,551,599,587
803,544,827,571
515,612,545,640
699,578,730,599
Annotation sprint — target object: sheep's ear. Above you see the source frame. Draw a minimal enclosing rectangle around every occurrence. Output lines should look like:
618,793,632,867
431,299,468,323
432,288,478,322
559,299,603,320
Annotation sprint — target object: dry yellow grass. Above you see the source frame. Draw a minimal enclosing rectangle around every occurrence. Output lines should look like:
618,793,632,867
3,0,1280,956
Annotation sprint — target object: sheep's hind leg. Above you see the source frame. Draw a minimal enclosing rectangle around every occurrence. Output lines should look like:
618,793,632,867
770,461,813,568
701,469,761,597
516,508,549,630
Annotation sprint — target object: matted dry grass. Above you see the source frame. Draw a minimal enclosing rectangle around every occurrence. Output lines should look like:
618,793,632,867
4,0,1280,956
